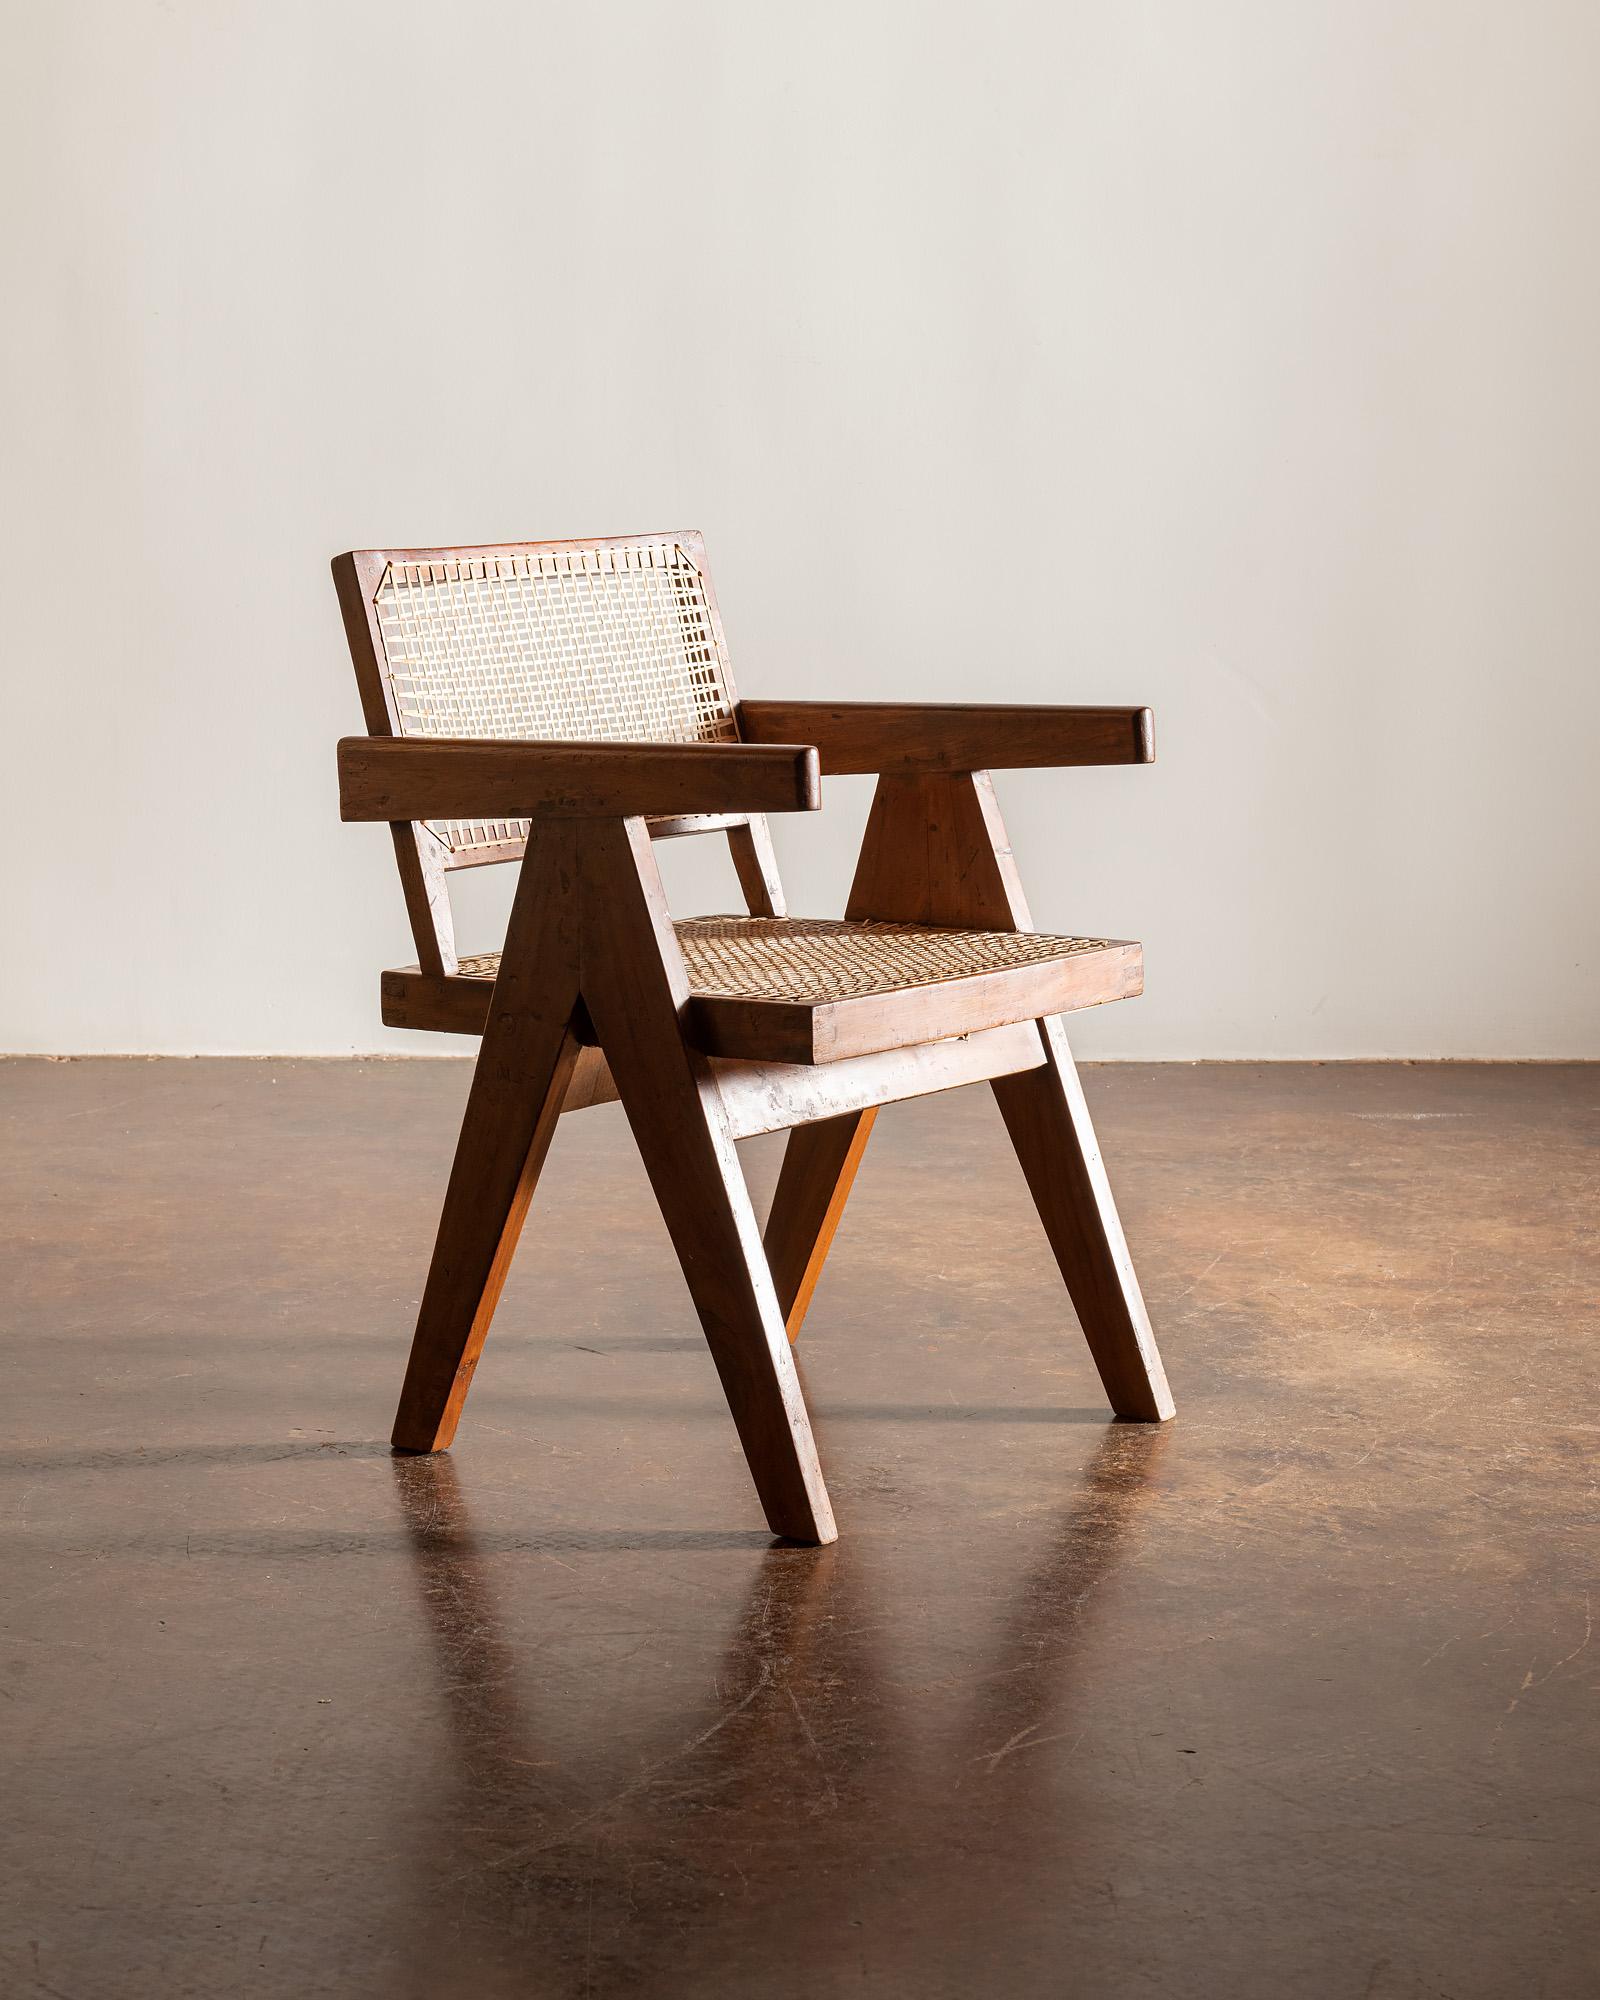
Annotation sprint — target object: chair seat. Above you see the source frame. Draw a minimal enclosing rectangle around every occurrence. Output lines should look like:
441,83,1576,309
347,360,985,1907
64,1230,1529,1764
386,915,1140,1063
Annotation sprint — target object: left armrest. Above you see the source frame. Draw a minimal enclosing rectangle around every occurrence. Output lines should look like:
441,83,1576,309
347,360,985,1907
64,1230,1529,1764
736,701,1154,775
337,735,821,821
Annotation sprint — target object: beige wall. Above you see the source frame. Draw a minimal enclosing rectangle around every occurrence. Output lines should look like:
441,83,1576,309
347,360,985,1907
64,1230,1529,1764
3,0,1597,1056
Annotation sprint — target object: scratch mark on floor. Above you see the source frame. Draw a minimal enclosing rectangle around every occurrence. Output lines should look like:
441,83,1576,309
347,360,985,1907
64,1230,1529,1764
477,1666,773,1876
973,1722,1085,1773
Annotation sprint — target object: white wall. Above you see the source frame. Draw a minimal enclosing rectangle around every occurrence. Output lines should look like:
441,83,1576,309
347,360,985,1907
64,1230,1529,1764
3,0,1597,1058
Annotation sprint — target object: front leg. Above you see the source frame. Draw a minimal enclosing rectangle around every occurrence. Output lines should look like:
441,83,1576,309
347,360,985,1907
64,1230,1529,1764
392,828,582,1452
580,818,838,1545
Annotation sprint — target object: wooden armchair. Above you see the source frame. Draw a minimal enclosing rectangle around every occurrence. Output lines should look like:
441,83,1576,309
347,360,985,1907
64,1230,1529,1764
334,532,1172,1546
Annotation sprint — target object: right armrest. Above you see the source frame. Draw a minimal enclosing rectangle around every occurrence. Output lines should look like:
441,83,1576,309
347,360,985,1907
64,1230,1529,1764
338,736,821,822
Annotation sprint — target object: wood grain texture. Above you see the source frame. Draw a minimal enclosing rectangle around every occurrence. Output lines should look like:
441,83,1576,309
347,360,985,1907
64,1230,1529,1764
389,823,456,977
334,740,812,824
763,1111,878,1340
848,769,1034,926
579,818,837,1544
647,813,752,841
380,967,496,1038
338,737,821,824
738,701,1154,774
390,825,583,1453
685,944,1142,1065
726,816,788,918
714,1022,1045,1140
560,1044,622,1114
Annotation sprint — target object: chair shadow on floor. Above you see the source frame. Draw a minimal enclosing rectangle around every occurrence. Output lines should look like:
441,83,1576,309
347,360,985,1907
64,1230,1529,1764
388,1420,1171,1993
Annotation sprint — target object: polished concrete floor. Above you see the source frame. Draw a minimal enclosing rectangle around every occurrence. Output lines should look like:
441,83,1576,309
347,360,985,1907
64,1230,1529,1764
4,1058,1597,1998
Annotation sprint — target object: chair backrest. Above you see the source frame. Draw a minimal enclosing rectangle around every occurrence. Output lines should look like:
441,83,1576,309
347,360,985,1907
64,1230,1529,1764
335,530,739,863
333,530,767,977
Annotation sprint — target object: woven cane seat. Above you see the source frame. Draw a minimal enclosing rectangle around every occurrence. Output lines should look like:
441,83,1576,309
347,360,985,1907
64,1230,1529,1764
457,917,1110,1000
441,916,1142,1065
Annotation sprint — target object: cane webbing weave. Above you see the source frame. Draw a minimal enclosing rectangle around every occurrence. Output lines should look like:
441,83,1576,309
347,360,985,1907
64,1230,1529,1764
373,542,735,855
454,918,1116,1005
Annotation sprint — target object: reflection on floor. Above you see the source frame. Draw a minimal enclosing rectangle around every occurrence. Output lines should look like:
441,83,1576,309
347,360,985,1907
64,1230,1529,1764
4,1059,1597,1997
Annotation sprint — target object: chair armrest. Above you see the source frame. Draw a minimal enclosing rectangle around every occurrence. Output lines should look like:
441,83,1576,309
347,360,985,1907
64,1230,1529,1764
338,736,821,821
736,701,1153,774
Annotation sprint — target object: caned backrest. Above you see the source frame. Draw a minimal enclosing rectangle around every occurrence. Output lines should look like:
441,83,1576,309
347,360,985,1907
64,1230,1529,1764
335,531,740,863
334,530,776,980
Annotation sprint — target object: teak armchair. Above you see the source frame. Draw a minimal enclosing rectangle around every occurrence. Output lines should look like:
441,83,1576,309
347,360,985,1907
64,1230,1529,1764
334,531,1172,1546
